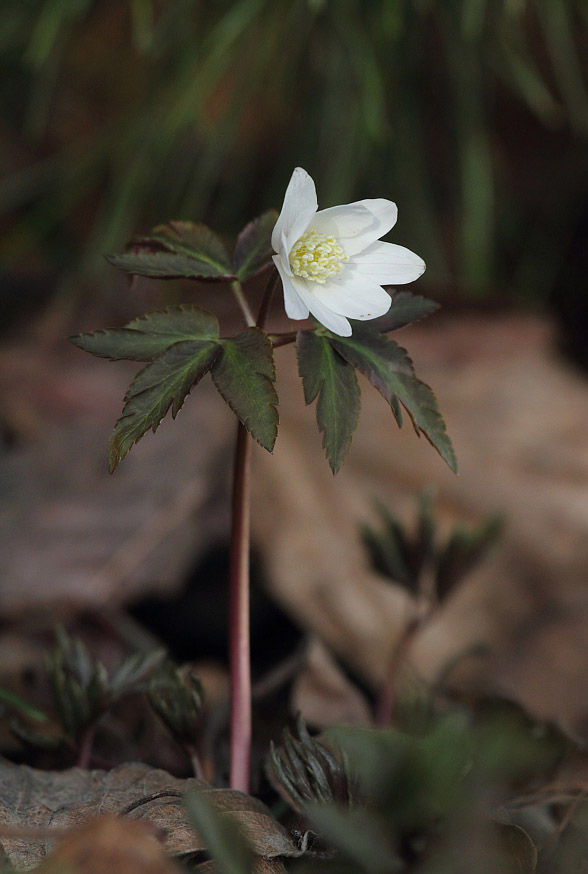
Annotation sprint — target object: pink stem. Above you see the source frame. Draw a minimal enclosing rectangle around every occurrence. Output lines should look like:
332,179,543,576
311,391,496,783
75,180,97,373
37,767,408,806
228,421,252,792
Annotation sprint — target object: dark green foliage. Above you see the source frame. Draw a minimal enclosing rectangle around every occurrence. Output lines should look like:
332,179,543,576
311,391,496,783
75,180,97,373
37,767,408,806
43,628,165,745
362,491,503,601
148,660,205,746
70,305,220,361
294,706,569,873
297,331,360,474
267,716,357,815
108,338,221,472
232,209,278,281
0,687,47,723
107,221,235,281
295,297,454,474
45,627,109,742
105,211,277,283
211,327,278,451
330,327,457,473
436,514,504,602
370,291,440,334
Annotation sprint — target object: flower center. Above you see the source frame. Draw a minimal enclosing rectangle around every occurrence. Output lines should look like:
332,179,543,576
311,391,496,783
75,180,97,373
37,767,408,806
289,230,348,283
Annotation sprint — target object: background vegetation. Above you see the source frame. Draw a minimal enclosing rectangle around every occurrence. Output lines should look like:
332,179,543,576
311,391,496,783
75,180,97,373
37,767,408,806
1,0,588,309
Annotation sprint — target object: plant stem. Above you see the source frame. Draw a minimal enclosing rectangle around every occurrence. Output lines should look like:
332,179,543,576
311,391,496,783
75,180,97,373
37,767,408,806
256,269,279,331
186,742,205,781
270,331,297,348
76,723,96,769
227,268,280,792
375,604,432,727
230,280,256,328
228,419,252,792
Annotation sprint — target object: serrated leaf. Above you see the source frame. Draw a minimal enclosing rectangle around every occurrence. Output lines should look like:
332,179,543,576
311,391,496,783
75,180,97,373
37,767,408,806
367,290,440,334
211,328,278,451
109,339,220,472
330,327,457,473
107,221,235,281
106,252,236,281
70,305,219,362
232,210,278,281
297,330,360,475
185,788,253,874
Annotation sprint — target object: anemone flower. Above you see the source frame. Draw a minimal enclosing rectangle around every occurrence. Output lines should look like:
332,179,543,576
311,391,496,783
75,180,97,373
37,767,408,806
271,167,425,337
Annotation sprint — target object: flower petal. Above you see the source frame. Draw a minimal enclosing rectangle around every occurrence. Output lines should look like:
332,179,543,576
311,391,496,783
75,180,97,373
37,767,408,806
273,255,309,320
287,275,353,336
309,199,398,256
271,167,318,255
307,267,392,320
350,241,426,285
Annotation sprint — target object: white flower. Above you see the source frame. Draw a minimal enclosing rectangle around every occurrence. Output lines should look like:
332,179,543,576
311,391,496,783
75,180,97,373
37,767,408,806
272,167,426,337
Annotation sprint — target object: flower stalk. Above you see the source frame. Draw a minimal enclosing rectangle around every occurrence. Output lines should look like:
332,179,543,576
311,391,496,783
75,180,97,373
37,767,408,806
228,418,253,792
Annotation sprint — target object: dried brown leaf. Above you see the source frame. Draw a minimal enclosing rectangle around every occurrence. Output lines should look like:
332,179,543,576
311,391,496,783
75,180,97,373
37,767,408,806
0,760,300,870
34,817,180,874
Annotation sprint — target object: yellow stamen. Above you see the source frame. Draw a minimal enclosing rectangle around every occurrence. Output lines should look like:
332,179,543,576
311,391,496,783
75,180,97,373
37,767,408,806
289,230,348,283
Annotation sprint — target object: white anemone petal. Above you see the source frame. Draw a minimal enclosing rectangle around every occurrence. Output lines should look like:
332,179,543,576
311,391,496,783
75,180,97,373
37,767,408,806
308,268,392,320
271,168,318,254
273,255,309,320
350,241,426,285
288,275,353,336
309,198,398,256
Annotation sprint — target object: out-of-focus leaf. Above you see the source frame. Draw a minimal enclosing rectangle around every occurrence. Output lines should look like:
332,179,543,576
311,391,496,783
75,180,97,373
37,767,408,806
296,330,360,474
0,687,47,722
184,788,253,874
267,716,357,815
109,338,220,472
368,291,440,334
436,514,503,601
304,804,403,874
330,327,457,473
360,504,415,592
233,210,278,281
148,660,204,743
109,648,167,696
107,221,235,281
10,719,61,750
70,306,220,362
211,328,278,451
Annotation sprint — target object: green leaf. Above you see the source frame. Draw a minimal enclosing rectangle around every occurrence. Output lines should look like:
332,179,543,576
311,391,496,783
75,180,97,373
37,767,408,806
368,290,440,333
106,252,235,281
330,328,457,473
107,221,235,281
184,788,253,874
211,328,278,451
436,514,503,601
304,804,403,874
0,687,47,723
232,209,278,281
109,648,167,696
70,305,219,361
297,330,360,474
109,339,220,472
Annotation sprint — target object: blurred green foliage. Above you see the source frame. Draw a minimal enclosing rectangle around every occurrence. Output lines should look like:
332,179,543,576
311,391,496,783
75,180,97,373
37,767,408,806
1,0,588,298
